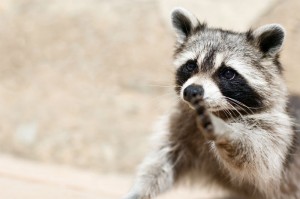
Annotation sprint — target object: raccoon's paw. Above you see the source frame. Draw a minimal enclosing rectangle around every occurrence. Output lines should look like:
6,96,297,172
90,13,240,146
191,96,215,140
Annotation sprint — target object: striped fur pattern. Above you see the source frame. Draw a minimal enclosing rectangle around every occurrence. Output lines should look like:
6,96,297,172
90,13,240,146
123,7,300,199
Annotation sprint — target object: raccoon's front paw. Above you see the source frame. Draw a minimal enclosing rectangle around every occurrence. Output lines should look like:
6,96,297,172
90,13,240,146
191,96,215,140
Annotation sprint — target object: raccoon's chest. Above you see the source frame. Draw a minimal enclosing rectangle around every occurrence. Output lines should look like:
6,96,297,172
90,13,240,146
168,106,219,173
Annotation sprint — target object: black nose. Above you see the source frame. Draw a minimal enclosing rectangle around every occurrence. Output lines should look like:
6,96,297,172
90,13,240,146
183,84,204,102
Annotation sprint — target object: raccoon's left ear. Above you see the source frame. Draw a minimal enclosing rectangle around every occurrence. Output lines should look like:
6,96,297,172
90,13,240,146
171,8,203,44
252,24,285,56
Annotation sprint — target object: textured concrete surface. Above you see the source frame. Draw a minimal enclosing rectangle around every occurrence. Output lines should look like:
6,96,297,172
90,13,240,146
0,0,299,174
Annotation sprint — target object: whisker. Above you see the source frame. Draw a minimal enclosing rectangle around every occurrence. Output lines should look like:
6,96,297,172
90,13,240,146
226,102,248,122
226,99,254,115
224,96,266,110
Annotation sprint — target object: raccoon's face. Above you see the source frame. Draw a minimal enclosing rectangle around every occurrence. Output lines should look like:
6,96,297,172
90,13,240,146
171,8,286,114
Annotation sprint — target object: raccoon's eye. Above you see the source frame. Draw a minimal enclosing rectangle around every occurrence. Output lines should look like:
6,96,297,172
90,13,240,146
221,68,236,80
183,61,197,73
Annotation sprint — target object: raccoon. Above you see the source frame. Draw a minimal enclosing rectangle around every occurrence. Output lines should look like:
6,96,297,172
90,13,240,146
123,7,300,199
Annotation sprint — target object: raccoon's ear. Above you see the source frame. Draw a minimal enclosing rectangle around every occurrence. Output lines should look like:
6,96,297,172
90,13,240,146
252,24,285,56
171,7,202,44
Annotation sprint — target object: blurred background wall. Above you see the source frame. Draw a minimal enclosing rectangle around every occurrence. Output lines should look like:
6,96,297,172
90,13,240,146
0,0,299,174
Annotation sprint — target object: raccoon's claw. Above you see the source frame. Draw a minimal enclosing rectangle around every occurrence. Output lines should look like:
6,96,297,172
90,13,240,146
192,96,215,140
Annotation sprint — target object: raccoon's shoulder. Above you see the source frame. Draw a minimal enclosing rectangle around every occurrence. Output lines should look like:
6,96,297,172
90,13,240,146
287,94,300,145
288,95,300,124
284,95,300,166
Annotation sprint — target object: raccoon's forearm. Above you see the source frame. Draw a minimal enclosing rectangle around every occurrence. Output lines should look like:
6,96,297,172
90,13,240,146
209,114,290,194
210,115,259,168
123,148,174,199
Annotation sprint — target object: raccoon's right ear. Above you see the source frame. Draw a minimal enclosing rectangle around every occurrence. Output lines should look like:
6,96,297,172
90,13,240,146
171,8,203,44
251,24,285,56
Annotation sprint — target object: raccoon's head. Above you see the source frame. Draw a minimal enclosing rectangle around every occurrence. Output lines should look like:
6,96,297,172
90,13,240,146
171,8,287,115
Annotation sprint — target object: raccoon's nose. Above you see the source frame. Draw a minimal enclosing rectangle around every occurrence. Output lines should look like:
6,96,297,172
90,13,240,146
183,84,204,102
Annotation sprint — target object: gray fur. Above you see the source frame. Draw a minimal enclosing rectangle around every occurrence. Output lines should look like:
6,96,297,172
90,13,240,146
123,8,300,199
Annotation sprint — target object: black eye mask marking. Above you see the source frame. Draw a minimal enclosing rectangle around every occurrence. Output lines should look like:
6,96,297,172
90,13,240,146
175,60,198,93
213,64,264,111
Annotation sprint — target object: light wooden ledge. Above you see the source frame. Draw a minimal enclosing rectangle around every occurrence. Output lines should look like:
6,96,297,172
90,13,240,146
0,154,228,199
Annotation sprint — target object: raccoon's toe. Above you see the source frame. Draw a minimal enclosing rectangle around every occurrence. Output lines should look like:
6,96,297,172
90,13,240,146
195,106,215,139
